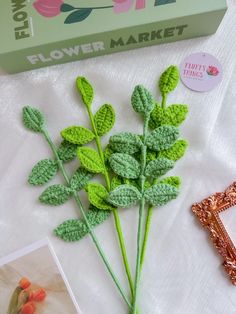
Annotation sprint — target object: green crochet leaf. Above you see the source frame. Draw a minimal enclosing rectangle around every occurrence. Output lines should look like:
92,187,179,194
160,176,181,189
131,85,154,115
28,159,58,186
149,104,188,129
54,205,110,242
39,184,72,206
57,140,78,162
146,150,157,163
158,140,188,161
146,126,179,152
108,184,142,208
111,175,123,190
94,104,115,136
76,77,94,108
145,157,174,177
22,106,45,133
86,183,114,210
110,153,141,179
159,65,179,96
70,168,93,191
61,126,95,145
77,147,105,174
109,132,142,154
144,183,179,206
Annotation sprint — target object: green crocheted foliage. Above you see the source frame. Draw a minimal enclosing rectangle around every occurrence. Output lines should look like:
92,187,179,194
94,104,115,136
54,205,110,242
57,141,78,162
158,140,188,161
39,184,72,206
28,159,58,186
22,106,45,133
108,184,142,208
70,168,93,191
103,145,114,168
111,175,123,190
145,157,174,178
144,183,179,206
131,85,154,115
110,153,141,179
160,176,181,189
146,126,179,152
61,126,95,145
149,104,188,130
159,65,179,96
76,77,94,108
86,183,114,210
109,132,142,155
146,150,157,163
77,147,105,174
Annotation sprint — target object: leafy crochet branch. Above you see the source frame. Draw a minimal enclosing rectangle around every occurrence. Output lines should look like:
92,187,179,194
22,65,188,313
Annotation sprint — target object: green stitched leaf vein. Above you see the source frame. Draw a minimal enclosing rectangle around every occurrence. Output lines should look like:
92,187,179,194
109,132,142,154
159,65,179,96
76,77,94,107
150,104,188,129
70,168,94,191
54,205,110,242
131,85,154,114
94,104,115,136
61,126,95,145
39,184,72,206
146,125,179,151
22,106,45,133
28,159,58,185
77,147,105,174
110,153,141,179
158,140,188,161
108,184,142,208
87,183,114,210
160,176,181,189
145,157,174,177
144,183,179,206
57,140,78,162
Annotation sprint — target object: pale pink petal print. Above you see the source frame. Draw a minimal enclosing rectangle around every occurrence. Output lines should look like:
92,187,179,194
113,0,133,13
33,0,64,18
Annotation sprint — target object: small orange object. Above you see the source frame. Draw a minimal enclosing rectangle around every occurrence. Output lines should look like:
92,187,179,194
19,278,31,290
29,288,46,302
21,302,36,314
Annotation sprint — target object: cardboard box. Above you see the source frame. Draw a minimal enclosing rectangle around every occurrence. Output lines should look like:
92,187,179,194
0,0,227,74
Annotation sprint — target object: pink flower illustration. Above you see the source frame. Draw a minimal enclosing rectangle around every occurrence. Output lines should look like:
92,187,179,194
207,66,219,76
33,0,64,18
113,0,133,13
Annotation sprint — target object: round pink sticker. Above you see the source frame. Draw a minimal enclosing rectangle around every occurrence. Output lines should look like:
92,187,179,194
180,52,223,92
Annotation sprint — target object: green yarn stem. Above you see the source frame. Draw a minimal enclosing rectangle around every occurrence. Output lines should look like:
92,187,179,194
42,129,132,310
132,114,149,313
86,106,134,298
140,177,157,270
140,205,153,270
161,93,167,108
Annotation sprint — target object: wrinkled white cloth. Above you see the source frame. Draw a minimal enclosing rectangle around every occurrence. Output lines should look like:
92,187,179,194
1,1,236,313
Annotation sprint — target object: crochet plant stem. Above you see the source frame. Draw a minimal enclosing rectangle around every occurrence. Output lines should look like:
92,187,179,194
22,107,131,310
78,78,134,298
132,112,150,313
108,65,189,312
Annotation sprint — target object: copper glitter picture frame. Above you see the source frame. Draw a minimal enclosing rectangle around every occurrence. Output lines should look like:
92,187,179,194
192,182,236,285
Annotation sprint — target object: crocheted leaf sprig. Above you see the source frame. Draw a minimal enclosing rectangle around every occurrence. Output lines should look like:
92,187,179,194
22,105,132,309
107,66,188,312
57,77,135,299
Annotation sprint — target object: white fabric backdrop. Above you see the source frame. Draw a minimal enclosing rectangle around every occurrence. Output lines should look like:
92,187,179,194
1,1,236,313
